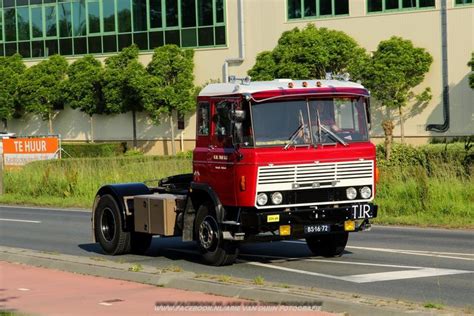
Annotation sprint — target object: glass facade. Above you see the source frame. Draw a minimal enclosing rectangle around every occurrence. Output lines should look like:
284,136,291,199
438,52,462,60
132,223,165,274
367,0,435,13
288,0,349,20
0,0,226,58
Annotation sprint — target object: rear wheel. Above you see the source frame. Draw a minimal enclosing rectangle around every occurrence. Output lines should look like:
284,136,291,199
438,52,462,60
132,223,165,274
94,194,131,255
194,204,239,266
305,232,348,257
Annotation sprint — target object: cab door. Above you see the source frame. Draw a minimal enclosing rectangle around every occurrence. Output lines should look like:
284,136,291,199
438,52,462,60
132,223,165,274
207,98,240,206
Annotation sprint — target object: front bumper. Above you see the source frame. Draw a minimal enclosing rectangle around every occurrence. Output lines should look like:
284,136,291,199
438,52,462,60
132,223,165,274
237,203,377,241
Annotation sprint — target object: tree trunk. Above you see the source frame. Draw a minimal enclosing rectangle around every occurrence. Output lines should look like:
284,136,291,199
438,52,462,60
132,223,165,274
132,110,137,149
90,115,94,143
2,119,7,131
382,119,395,160
48,112,54,135
170,113,176,156
399,106,405,144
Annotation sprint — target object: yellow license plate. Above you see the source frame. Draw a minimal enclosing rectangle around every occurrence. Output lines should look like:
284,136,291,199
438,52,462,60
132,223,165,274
267,214,280,223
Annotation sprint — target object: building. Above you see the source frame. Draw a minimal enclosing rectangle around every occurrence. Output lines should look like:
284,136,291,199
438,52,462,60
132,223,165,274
2,0,473,154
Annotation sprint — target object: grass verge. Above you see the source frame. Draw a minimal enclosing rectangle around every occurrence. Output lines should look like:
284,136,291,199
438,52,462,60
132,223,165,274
0,154,472,228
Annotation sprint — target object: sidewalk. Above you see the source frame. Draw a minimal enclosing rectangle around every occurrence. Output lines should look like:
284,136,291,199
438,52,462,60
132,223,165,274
0,261,332,316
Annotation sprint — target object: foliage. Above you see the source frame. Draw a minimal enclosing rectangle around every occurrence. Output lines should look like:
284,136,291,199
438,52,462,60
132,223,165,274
248,24,369,80
0,54,26,123
357,37,432,157
18,55,68,133
102,45,148,115
63,55,104,117
359,37,432,110
145,45,196,119
469,52,474,89
146,45,197,155
62,142,126,158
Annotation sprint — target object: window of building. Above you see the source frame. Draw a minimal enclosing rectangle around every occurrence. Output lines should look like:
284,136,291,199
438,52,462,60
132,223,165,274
1,0,226,58
45,5,57,37
88,0,100,34
72,1,86,36
455,0,473,5
367,0,435,13
117,0,131,33
17,6,30,41
59,2,73,37
288,0,349,19
102,0,115,32
31,6,43,38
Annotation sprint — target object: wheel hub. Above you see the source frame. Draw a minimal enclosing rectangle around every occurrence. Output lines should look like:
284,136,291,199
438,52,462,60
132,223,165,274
199,216,218,250
101,207,116,242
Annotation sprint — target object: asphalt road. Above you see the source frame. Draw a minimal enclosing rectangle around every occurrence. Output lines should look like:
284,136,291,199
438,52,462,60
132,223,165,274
1,206,473,308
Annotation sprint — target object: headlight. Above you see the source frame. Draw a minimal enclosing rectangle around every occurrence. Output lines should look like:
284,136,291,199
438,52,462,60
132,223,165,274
360,186,372,199
271,192,283,205
346,187,357,200
257,193,268,206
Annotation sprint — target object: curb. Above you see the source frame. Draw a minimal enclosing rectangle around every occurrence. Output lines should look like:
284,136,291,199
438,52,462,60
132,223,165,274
0,246,455,316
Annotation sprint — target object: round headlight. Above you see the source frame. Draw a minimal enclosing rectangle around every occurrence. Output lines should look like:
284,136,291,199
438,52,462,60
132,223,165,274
360,186,372,199
346,187,357,200
271,192,283,205
257,193,268,206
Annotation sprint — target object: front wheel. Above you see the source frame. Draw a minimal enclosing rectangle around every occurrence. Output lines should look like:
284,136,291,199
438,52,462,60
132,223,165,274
195,204,239,266
305,232,349,257
94,194,131,255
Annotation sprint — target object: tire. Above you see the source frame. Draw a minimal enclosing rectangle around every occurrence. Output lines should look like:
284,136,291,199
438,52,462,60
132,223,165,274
130,232,153,255
194,204,239,266
94,194,131,255
305,232,349,257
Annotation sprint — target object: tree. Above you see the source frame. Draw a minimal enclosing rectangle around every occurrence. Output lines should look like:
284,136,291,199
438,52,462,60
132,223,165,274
469,52,474,89
63,55,104,142
19,55,68,134
146,45,196,155
248,24,369,80
0,54,26,130
103,45,148,148
357,37,432,159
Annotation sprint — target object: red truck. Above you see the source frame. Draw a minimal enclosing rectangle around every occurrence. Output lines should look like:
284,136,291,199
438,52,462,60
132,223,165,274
92,78,378,266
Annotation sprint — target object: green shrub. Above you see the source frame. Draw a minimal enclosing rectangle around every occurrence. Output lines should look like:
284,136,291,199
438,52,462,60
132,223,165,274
62,142,126,158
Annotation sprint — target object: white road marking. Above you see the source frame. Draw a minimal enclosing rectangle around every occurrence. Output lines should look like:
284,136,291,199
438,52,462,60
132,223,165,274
340,268,472,283
282,241,474,261
0,205,89,213
18,288,30,291
243,260,473,283
240,253,423,269
0,218,41,224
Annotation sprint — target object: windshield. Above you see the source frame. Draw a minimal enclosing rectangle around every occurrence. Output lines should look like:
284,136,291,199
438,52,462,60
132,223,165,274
251,97,369,147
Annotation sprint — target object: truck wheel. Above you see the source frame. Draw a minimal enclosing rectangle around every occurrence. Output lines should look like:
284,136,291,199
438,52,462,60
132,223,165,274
305,232,348,257
195,204,239,266
130,233,152,254
94,194,131,255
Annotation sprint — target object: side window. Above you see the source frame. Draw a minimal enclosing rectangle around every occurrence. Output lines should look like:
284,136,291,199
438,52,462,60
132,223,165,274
214,101,232,136
197,102,210,136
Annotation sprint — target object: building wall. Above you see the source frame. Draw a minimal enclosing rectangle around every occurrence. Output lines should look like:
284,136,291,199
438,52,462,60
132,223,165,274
7,0,474,153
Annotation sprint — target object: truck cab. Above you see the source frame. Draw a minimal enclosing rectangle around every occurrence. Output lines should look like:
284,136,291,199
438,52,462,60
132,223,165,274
92,78,378,266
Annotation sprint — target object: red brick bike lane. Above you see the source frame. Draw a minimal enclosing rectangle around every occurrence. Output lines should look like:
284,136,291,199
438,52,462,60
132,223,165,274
0,261,331,316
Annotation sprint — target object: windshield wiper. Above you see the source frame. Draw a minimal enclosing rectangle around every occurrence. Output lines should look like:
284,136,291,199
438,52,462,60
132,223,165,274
284,123,304,150
320,124,348,147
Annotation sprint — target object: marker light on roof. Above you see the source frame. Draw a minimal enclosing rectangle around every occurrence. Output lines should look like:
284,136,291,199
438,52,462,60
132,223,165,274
316,81,322,87
288,82,294,88
302,81,308,87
